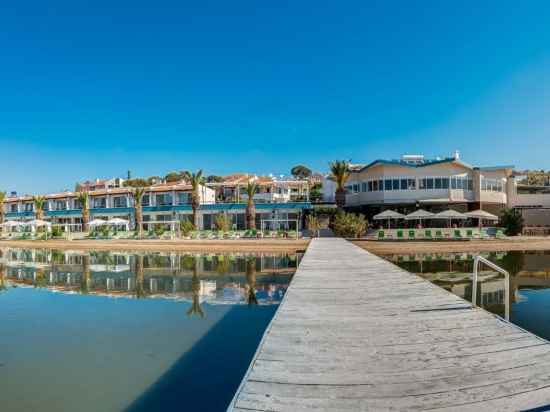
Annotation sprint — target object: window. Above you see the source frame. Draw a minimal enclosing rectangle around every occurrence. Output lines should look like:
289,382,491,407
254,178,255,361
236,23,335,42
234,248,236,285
177,192,190,204
10,204,18,213
451,177,457,189
407,179,416,190
93,197,106,208
353,184,359,193
392,179,399,190
54,200,66,210
24,203,33,212
372,180,378,191
361,182,367,192
400,179,407,190
142,195,150,206
384,179,392,191
112,196,127,208
467,179,473,191
419,178,426,190
156,193,173,206
435,178,442,189
426,178,434,189
368,181,373,192
442,178,449,189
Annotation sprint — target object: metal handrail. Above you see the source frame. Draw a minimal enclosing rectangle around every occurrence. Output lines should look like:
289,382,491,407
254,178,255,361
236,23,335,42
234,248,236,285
472,255,510,321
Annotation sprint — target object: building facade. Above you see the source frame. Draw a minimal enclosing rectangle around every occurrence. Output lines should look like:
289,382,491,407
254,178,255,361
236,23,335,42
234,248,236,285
323,153,515,218
3,179,311,231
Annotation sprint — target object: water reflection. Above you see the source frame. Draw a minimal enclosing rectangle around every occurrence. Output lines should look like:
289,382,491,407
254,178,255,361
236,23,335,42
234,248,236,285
385,250,550,320
0,248,298,310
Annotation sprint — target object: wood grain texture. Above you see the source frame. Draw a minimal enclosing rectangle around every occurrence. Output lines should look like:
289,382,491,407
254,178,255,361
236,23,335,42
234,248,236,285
229,238,550,411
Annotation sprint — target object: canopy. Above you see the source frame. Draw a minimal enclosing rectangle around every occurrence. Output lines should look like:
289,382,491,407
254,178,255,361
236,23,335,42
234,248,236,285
464,210,499,221
404,209,434,220
373,210,405,220
89,219,107,226
0,220,23,227
107,218,129,225
432,210,467,220
25,219,51,227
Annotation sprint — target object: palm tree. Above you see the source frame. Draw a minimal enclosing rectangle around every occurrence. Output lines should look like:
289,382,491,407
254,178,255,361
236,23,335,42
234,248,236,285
0,191,6,225
80,254,91,294
245,257,258,305
76,191,90,232
32,195,46,220
186,170,203,229
0,263,7,292
329,160,350,209
129,187,147,238
134,254,147,299
245,181,258,230
187,256,204,318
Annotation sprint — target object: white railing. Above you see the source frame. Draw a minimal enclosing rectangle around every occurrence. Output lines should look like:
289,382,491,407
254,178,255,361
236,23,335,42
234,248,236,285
472,255,510,321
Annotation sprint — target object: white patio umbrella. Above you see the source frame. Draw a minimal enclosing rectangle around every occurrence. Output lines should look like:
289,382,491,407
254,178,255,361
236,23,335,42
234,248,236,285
405,209,434,227
25,219,52,227
432,210,467,227
373,210,405,229
464,209,499,228
107,218,129,230
0,220,23,228
88,219,107,227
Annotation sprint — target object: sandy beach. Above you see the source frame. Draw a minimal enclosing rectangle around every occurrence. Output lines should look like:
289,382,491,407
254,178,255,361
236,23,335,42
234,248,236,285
0,238,310,253
354,237,550,255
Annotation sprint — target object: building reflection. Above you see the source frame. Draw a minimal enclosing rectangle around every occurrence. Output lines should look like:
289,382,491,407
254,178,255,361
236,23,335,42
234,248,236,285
387,250,550,318
0,248,296,307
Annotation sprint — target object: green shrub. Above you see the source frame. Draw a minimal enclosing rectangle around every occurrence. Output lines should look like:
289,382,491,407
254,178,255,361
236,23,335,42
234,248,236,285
500,208,524,236
51,226,63,238
215,213,230,232
180,220,195,236
154,224,165,237
332,211,368,238
100,225,110,237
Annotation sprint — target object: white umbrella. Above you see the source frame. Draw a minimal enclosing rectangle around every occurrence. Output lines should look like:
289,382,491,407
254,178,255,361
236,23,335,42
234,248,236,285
432,210,467,228
25,219,52,227
0,220,23,227
404,209,434,228
464,210,499,221
89,219,107,227
373,210,405,229
107,218,129,225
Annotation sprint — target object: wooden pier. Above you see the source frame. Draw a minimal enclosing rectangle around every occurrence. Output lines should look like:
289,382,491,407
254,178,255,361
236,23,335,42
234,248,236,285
229,238,550,411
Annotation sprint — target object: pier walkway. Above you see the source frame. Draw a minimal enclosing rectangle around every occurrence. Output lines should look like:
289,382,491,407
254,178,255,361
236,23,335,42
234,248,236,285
230,238,550,411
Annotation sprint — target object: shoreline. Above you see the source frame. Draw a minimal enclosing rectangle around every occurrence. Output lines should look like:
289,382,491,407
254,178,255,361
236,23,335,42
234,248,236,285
353,237,550,255
0,238,310,253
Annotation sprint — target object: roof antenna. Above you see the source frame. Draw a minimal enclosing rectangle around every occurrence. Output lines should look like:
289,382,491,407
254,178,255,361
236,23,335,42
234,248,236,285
454,150,460,160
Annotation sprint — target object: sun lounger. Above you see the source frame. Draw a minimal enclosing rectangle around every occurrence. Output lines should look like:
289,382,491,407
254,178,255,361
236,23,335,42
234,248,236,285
397,230,404,240
408,230,415,240
424,230,432,239
453,230,462,239
378,230,385,240
435,230,443,239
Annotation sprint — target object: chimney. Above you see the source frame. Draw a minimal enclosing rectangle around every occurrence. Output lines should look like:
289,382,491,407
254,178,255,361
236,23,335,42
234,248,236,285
453,150,460,160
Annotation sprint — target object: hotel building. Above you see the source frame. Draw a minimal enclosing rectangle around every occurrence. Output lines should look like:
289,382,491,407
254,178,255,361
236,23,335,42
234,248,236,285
3,177,311,231
324,152,517,217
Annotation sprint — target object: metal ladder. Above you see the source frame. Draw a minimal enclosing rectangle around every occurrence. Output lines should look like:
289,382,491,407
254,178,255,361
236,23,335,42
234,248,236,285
472,255,510,321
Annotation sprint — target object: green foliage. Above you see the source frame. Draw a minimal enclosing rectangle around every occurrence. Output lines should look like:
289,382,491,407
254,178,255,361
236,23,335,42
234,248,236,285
331,211,368,238
180,220,195,236
164,171,181,182
290,165,312,179
100,225,110,237
51,226,63,238
206,175,224,183
309,183,323,202
328,160,350,191
500,208,524,236
124,178,150,188
154,224,165,237
32,195,46,212
215,213,230,232
306,214,321,237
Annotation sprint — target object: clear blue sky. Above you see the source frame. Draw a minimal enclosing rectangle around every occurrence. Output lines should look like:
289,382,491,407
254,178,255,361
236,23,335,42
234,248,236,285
2,0,550,194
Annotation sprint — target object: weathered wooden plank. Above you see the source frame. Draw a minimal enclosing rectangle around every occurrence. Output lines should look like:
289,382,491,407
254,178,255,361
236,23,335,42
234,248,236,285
228,238,550,411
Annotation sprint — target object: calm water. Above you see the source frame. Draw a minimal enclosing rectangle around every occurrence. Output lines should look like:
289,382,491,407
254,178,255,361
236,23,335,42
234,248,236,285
0,248,299,412
385,250,550,340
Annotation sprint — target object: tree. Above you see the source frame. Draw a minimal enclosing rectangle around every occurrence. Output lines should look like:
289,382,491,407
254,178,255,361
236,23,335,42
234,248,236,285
32,196,46,220
245,257,258,305
165,171,181,183
0,191,5,224
206,175,224,183
76,191,90,232
309,183,323,203
215,213,230,232
125,179,150,237
291,165,312,179
187,257,204,318
80,254,91,294
134,254,147,299
500,208,524,236
329,160,350,209
245,181,258,230
186,170,204,229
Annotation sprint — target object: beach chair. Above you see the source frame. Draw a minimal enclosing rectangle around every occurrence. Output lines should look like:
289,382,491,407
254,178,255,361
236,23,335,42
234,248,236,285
496,229,505,238
408,230,415,240
466,229,474,239
377,230,385,240
424,230,432,239
397,230,404,240
435,230,443,239
453,230,462,239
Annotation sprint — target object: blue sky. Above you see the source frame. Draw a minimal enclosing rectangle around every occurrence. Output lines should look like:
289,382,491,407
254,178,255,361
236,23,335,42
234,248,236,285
2,0,550,193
